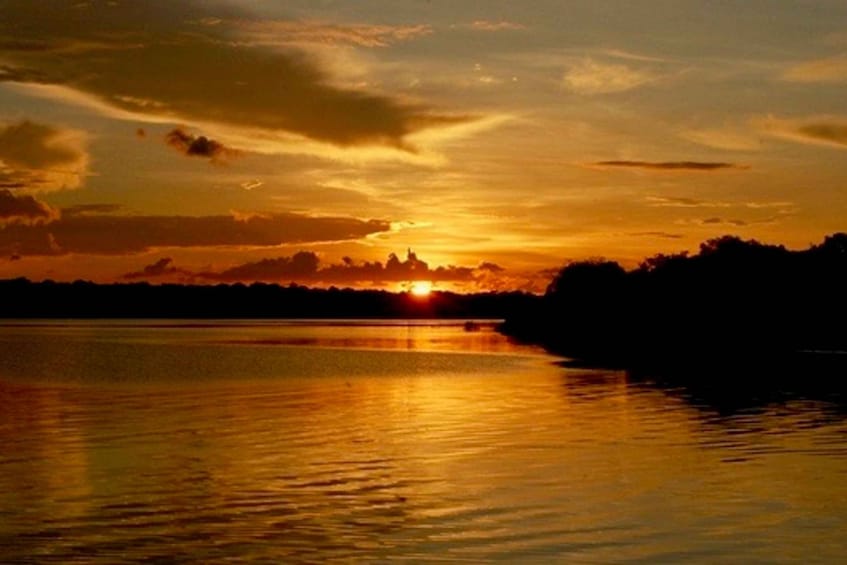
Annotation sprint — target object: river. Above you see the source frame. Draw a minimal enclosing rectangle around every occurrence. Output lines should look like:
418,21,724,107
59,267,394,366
1,320,846,562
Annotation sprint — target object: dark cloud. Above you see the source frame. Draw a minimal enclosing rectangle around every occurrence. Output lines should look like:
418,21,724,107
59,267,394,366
0,210,391,256
701,217,748,226
204,251,321,282
796,123,847,147
0,189,59,225
0,1,470,150
0,120,89,191
630,231,685,239
194,249,487,285
165,128,234,161
123,257,190,280
593,160,747,171
478,261,505,272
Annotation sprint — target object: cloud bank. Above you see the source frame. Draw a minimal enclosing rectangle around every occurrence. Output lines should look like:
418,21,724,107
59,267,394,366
0,210,390,257
122,249,506,287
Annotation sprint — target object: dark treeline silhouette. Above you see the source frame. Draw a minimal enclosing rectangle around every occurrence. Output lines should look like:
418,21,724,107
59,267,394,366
502,233,847,372
0,278,537,320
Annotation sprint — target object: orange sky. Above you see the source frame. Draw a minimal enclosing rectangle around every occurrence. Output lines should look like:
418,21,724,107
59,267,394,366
1,0,846,292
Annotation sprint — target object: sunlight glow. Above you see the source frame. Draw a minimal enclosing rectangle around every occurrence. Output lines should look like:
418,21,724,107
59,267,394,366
410,281,432,297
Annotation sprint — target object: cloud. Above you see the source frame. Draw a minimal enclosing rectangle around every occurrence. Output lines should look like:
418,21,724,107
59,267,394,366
782,55,847,83
0,120,89,191
466,20,526,32
629,231,685,239
759,115,847,149
165,128,236,161
195,249,492,285
63,203,122,216
232,20,433,48
0,1,470,154
646,196,724,208
240,179,264,191
646,196,793,210
592,160,747,171
0,210,391,256
680,127,763,151
122,257,190,280
0,189,59,225
701,217,747,226
562,59,655,94
478,261,504,272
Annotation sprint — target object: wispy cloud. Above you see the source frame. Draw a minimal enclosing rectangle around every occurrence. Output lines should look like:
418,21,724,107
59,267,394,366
759,115,847,149
782,54,847,83
646,196,793,210
646,196,729,208
591,160,747,171
680,127,763,151
466,20,526,32
562,58,655,94
231,20,433,48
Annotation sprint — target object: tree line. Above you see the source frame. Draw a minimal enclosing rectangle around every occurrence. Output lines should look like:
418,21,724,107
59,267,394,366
501,233,847,370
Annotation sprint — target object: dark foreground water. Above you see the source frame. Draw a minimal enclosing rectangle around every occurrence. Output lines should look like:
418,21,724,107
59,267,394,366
1,320,846,563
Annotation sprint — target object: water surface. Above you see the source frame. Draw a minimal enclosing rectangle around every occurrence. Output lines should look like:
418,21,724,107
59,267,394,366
1,320,846,562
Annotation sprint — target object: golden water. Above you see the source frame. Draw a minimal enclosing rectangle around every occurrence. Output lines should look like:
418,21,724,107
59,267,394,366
1,321,846,562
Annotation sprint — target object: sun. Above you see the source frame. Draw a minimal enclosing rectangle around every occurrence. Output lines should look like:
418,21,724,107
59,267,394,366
410,280,432,297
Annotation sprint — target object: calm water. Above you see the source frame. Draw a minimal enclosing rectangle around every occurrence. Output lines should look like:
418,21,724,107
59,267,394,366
1,320,847,563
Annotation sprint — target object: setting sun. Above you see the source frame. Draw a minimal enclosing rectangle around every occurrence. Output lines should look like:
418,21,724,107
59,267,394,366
410,281,433,297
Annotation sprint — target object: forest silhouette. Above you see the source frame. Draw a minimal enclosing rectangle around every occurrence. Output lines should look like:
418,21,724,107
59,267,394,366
3,233,846,374
501,233,847,371
0,278,533,320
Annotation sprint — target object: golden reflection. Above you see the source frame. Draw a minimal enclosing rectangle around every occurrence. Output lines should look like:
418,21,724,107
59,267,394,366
2,323,847,561
0,381,91,529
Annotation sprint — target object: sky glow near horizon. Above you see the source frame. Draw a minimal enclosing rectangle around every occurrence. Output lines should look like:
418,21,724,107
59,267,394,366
0,0,846,292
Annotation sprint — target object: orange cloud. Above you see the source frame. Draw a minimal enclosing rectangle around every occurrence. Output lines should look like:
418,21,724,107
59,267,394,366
0,120,89,191
782,54,847,83
562,59,655,94
467,20,526,32
231,20,433,47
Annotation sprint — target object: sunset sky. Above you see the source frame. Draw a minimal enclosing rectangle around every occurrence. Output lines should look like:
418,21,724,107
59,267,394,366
1,0,846,292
